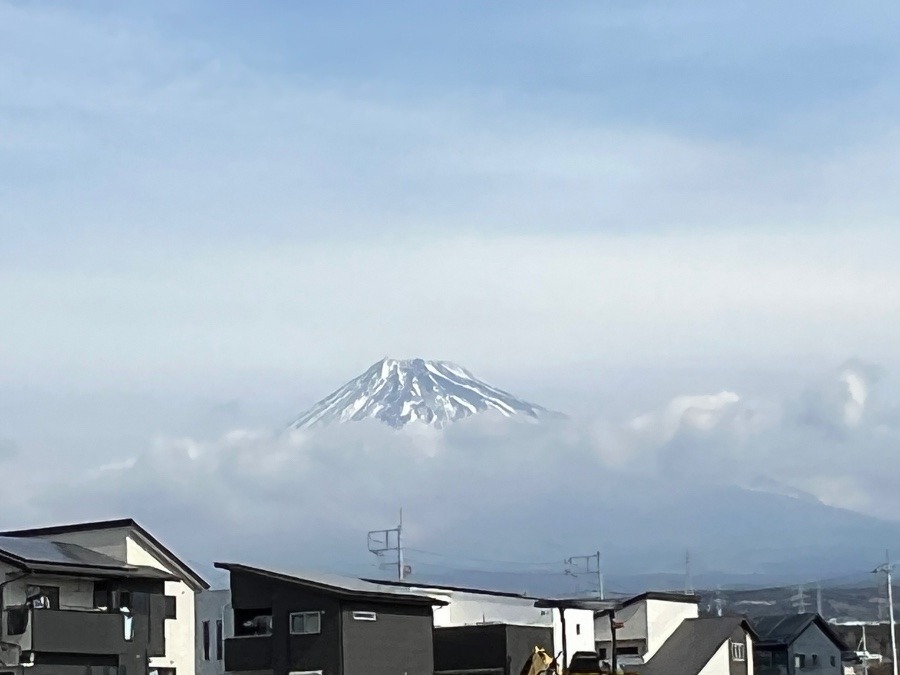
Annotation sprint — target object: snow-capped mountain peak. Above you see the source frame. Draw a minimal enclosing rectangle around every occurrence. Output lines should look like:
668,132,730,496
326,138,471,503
289,357,554,429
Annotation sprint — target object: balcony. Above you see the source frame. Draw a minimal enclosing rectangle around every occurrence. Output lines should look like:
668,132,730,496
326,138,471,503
224,636,273,672
18,608,127,654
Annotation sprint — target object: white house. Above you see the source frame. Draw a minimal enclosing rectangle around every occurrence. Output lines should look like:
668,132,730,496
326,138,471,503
1,519,209,675
595,591,701,663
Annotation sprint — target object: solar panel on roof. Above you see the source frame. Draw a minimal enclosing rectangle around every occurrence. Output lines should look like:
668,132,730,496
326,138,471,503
0,536,129,568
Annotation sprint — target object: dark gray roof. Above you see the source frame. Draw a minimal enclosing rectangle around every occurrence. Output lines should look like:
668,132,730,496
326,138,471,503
361,578,537,599
0,518,209,589
0,536,175,581
215,563,447,606
753,613,848,651
634,617,756,675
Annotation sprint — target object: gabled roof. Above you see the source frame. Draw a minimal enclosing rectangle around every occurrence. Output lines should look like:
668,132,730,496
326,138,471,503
0,518,209,590
0,535,176,581
753,613,849,652
635,617,758,675
216,562,447,607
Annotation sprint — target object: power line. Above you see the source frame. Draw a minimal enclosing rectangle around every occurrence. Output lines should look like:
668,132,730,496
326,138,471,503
405,547,564,568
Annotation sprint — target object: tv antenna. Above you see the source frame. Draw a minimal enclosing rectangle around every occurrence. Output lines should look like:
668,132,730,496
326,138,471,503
367,509,409,581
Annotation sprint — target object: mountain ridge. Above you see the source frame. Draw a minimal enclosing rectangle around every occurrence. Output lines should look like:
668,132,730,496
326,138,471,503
289,357,558,430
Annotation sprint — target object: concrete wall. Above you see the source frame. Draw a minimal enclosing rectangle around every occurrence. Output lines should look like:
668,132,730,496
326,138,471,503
125,534,196,675
698,640,731,675
196,589,231,675
644,598,699,660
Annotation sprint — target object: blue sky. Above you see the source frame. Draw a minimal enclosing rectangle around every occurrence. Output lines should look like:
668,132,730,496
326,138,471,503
4,1,900,573
2,0,900,397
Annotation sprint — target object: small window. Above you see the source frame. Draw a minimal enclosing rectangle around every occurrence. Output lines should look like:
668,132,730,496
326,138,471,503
164,596,177,619
351,611,377,621
202,620,210,660
795,654,806,669
216,619,223,660
576,623,581,635
597,647,608,660
290,611,322,635
811,654,819,666
616,647,640,656
731,641,745,661
830,655,836,667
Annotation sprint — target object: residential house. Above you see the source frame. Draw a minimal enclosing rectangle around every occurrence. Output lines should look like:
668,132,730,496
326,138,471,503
594,591,701,664
433,623,554,675
632,616,758,675
753,613,848,675
216,562,446,675
365,578,597,667
1,519,209,675
195,589,230,675
0,533,179,675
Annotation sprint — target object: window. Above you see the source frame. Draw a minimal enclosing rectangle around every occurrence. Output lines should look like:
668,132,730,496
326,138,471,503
25,585,59,610
6,607,27,636
351,611,376,621
216,619,223,661
795,654,806,669
202,620,210,660
731,641,746,661
576,623,581,635
234,608,273,636
290,611,322,635
830,655,836,667
597,647,608,660
164,596,177,619
616,647,640,656
811,654,819,666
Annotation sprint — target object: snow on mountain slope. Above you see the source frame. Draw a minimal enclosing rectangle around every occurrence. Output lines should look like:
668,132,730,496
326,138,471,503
289,358,556,429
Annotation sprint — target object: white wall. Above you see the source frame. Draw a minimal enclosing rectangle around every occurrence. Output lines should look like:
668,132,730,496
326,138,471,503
697,640,731,675
644,599,699,660
125,534,197,675
552,608,596,664
196,589,231,675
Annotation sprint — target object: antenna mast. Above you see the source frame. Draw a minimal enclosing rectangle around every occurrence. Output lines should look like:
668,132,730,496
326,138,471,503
565,551,604,600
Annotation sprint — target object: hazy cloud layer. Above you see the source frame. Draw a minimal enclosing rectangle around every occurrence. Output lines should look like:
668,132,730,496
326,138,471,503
6,361,899,582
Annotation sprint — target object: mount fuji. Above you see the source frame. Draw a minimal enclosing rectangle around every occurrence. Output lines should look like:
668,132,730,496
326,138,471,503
289,358,557,430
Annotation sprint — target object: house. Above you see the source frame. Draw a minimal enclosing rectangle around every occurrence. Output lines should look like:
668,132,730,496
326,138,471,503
594,591,701,664
632,616,758,675
195,588,230,675
216,562,446,675
1,519,209,675
0,532,180,675
433,623,554,675
363,578,599,668
753,613,849,675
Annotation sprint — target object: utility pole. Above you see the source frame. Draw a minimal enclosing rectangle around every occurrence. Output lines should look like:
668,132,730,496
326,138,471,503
685,550,694,595
873,551,899,675
367,509,407,581
714,587,724,617
816,582,823,616
565,551,604,600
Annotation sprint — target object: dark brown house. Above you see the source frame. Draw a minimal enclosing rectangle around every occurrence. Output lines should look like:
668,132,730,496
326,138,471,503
215,562,445,675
